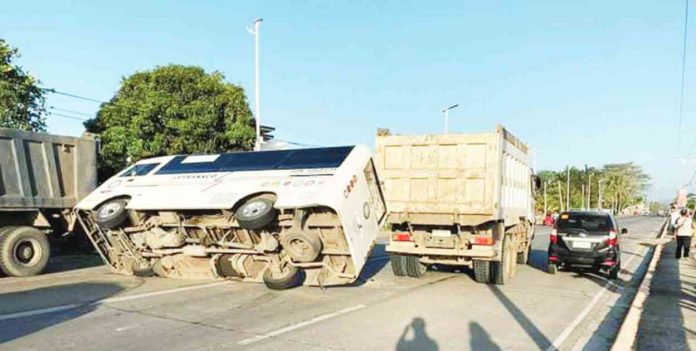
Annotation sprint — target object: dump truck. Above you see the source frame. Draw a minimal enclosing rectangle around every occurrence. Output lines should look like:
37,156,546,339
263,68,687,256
0,128,98,276
375,125,538,284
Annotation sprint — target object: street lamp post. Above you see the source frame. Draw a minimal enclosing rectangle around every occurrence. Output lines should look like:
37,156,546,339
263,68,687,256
248,18,263,151
441,104,459,133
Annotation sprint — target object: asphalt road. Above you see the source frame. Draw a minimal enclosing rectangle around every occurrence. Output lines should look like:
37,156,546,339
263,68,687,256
0,216,665,351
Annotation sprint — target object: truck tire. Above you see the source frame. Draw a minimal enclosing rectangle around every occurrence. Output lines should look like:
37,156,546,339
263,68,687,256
0,226,50,277
491,234,516,285
473,260,491,283
281,230,322,263
390,254,407,276
262,264,304,290
404,255,427,278
95,199,129,230
235,197,277,230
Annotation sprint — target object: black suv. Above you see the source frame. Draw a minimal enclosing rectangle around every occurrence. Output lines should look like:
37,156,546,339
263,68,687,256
547,211,625,279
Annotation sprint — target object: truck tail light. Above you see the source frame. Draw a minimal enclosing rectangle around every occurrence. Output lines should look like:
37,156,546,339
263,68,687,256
471,235,495,246
392,232,413,242
608,231,617,247
550,229,558,244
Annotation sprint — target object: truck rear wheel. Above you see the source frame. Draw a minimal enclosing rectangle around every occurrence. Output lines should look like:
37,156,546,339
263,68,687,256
404,255,427,278
491,234,516,285
473,260,491,283
0,226,50,277
517,242,530,265
390,254,407,276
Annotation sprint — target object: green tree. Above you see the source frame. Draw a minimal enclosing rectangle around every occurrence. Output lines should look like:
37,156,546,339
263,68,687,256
86,65,256,179
0,39,46,131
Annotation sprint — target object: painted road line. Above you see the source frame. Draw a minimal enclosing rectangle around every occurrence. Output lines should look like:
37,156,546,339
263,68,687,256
0,281,232,322
544,245,645,351
238,304,367,346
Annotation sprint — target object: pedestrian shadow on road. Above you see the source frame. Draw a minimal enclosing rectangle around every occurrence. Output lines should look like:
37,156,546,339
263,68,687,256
0,282,124,343
469,322,502,351
395,317,438,351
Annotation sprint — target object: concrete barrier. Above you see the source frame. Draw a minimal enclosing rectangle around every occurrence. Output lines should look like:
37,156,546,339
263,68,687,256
610,219,669,351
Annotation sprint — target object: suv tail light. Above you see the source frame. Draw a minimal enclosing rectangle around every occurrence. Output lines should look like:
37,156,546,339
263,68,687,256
392,232,413,242
550,229,558,244
608,230,617,247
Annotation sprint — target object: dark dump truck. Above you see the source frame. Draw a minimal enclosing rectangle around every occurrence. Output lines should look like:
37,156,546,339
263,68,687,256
0,128,98,276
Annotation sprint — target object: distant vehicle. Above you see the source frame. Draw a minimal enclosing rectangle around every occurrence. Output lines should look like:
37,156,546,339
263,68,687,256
547,211,625,279
0,128,98,276
376,125,538,285
74,146,386,289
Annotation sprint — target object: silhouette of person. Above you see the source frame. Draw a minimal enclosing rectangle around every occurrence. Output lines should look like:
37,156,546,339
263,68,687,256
469,322,502,351
396,317,438,351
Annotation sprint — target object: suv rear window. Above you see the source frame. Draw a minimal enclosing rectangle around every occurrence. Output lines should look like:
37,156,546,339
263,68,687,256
557,213,613,234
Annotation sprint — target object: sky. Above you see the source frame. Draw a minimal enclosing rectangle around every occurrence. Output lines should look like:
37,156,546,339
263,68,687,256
2,0,695,200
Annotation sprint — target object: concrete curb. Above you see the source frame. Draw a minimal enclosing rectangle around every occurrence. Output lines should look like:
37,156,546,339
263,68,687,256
610,220,669,351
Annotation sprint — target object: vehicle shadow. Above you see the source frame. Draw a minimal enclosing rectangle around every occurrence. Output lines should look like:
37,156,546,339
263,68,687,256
0,282,124,343
486,284,553,350
352,243,390,286
395,317,439,351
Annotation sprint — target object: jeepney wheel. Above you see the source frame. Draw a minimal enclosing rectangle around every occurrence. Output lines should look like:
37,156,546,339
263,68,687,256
95,199,129,230
491,234,516,285
390,254,408,276
473,260,491,283
0,226,50,277
280,230,322,263
404,255,427,278
262,264,304,290
235,197,277,230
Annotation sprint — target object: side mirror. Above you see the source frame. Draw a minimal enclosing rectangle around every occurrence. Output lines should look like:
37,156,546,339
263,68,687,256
621,228,628,234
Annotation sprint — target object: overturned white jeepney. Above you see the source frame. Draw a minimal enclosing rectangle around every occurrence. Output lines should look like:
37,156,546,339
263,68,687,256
75,146,386,289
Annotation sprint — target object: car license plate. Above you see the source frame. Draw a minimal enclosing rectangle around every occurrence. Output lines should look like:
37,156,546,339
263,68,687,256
573,241,592,249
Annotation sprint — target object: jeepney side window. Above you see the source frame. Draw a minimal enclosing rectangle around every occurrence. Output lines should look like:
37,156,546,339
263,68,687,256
364,159,387,223
120,163,159,177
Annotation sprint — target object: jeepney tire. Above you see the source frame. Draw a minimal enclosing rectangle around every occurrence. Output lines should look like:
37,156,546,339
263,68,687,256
390,254,408,277
235,197,277,230
0,226,50,277
491,234,515,285
131,260,155,277
517,243,530,265
473,260,491,284
281,230,322,263
263,264,304,290
94,199,129,230
547,263,558,275
404,255,427,278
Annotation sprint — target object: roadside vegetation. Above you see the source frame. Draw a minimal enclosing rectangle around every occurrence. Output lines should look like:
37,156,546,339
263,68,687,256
536,163,651,213
0,39,46,131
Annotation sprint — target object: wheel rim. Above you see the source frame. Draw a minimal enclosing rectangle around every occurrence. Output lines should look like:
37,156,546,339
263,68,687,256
241,201,267,218
13,238,42,266
98,202,122,219
288,238,312,258
269,265,293,279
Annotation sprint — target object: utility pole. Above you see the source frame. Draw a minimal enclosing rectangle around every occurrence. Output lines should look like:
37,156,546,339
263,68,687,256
582,184,585,209
566,167,570,210
598,179,605,209
247,18,263,151
557,180,564,211
544,181,548,214
441,104,459,133
588,173,593,210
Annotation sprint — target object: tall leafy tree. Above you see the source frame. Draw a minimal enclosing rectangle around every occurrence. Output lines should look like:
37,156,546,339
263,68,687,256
86,65,256,179
0,39,46,131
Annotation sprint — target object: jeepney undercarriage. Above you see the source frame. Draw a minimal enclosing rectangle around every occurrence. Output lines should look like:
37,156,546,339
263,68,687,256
77,195,359,289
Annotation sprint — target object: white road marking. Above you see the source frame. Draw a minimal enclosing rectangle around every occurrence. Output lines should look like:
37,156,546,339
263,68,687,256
544,248,644,351
0,281,231,322
238,304,366,346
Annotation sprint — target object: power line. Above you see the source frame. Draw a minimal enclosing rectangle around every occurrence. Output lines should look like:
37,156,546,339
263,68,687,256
47,111,89,121
42,88,105,104
49,106,93,117
679,0,690,153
